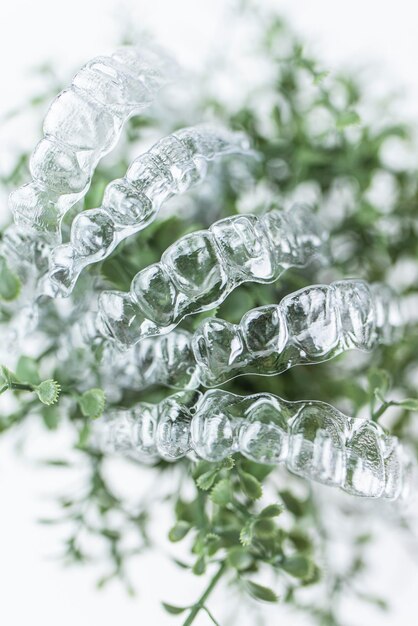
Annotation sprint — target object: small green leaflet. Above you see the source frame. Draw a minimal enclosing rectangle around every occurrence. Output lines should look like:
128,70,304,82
0,256,20,301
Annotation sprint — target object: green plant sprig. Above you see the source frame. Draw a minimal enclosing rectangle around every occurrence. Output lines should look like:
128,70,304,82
0,364,60,406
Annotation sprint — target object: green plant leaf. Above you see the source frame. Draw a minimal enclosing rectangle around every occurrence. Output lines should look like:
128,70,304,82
240,522,254,547
79,388,106,419
258,504,284,518
196,470,219,491
287,529,312,552
239,470,262,500
281,555,315,580
192,555,206,576
210,479,232,507
396,398,418,411
228,547,253,571
279,490,305,517
221,456,235,470
42,406,60,430
205,533,221,556
253,518,276,539
336,110,361,130
0,256,21,301
168,521,191,543
16,356,40,385
35,380,61,406
0,365,19,386
77,422,91,448
368,368,391,398
161,602,188,615
245,580,278,603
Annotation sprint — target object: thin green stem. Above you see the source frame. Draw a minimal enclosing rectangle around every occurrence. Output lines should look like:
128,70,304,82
372,401,395,422
9,383,35,391
202,605,221,626
182,562,227,626
0,382,35,395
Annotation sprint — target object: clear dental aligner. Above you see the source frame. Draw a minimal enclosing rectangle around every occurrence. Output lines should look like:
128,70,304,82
9,46,174,237
43,125,252,298
101,329,199,392
60,310,197,395
98,203,328,348
191,279,404,386
92,390,415,501
100,279,403,391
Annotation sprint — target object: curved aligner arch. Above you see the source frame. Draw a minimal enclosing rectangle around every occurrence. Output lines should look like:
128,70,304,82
97,203,328,348
92,389,415,501
95,279,404,390
43,125,253,298
10,45,175,237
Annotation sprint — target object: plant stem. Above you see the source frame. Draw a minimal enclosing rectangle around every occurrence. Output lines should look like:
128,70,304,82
0,382,34,395
182,562,227,626
203,605,221,626
372,401,395,422
10,383,34,391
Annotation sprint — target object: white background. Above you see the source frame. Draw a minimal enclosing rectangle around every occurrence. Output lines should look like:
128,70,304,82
1,1,418,625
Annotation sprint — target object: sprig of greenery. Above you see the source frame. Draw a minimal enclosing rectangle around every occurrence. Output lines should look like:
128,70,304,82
0,364,60,406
